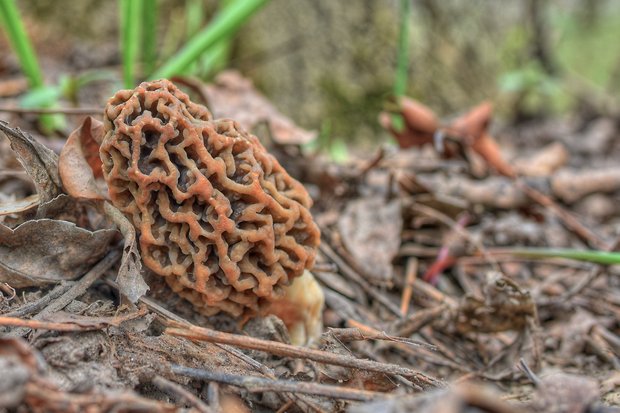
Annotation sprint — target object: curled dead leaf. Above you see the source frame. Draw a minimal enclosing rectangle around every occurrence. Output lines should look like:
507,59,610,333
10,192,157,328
59,116,106,200
445,102,515,178
0,121,61,205
447,101,493,145
381,99,515,177
379,97,438,149
103,202,147,303
0,194,40,217
0,219,115,288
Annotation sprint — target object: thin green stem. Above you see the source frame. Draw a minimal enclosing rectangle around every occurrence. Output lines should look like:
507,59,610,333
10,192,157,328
142,0,158,75
0,0,64,132
120,0,143,88
394,0,412,98
0,0,44,88
151,0,269,79
493,248,620,266
199,0,235,77
391,0,412,133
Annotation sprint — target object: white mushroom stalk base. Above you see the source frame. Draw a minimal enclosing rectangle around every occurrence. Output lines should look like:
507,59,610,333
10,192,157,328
268,270,325,346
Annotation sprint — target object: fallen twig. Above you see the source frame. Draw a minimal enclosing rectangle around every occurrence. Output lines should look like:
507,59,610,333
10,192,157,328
6,249,121,337
389,304,449,337
103,278,326,413
400,257,418,316
152,375,213,413
327,326,434,349
171,365,388,402
165,320,443,389
517,181,609,249
0,305,148,331
319,242,402,317
3,282,73,318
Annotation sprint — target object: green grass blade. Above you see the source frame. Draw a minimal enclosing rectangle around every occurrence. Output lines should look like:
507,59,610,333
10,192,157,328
0,0,44,88
496,248,620,265
120,0,143,88
391,0,412,133
0,0,64,132
199,0,235,77
185,0,205,40
394,0,412,98
151,0,269,79
183,0,206,75
142,0,158,75
199,38,232,77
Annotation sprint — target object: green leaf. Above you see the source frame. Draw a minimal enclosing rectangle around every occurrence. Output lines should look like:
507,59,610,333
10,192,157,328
20,86,62,109
151,0,270,79
120,0,144,88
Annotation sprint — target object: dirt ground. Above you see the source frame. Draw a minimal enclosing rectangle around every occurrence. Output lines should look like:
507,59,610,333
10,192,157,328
1,18,620,413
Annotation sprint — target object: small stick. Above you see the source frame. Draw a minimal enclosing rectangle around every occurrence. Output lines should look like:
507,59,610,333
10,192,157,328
517,181,609,250
152,375,213,413
319,242,402,317
206,382,219,411
37,249,121,317
4,282,73,318
165,320,443,389
400,257,418,315
103,279,324,413
390,304,449,338
329,326,432,349
6,249,121,337
171,365,387,402
0,282,15,298
518,358,540,386
0,305,147,331
411,278,456,305
0,317,96,331
275,400,295,413
411,203,500,273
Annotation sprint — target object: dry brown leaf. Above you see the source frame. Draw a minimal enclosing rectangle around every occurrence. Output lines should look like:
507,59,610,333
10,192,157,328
0,120,61,205
0,219,115,288
58,116,106,200
446,102,515,177
381,99,516,177
103,202,147,303
338,197,402,283
530,373,599,413
350,382,525,413
0,194,40,216
379,97,439,149
205,70,316,145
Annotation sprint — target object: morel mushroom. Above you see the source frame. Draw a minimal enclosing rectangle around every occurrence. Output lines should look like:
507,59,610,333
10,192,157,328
100,80,322,341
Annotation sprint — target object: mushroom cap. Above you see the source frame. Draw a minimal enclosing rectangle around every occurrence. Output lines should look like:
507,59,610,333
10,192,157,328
100,80,320,317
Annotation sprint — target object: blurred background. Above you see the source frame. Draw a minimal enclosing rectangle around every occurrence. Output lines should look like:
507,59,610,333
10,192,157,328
1,0,619,148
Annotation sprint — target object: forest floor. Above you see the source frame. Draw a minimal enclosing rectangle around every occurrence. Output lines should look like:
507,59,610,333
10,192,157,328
0,68,619,412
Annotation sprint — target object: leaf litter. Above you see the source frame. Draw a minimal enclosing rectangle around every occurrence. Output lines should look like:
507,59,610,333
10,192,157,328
0,72,619,412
